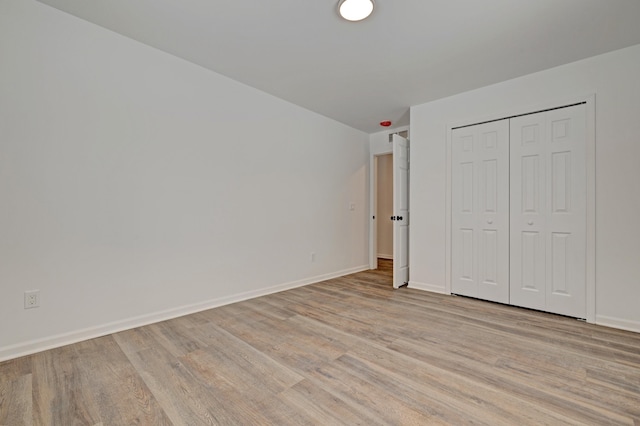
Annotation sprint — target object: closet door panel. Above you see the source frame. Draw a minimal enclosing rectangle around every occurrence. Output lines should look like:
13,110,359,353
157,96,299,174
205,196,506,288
546,105,587,318
452,121,509,303
452,127,479,297
510,105,587,318
510,113,546,310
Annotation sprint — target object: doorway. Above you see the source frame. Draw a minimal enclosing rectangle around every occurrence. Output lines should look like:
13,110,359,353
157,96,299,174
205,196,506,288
376,154,394,262
369,130,409,287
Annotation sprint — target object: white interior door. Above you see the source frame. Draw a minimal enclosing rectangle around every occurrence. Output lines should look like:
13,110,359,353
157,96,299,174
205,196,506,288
392,134,409,288
510,104,587,318
451,120,510,303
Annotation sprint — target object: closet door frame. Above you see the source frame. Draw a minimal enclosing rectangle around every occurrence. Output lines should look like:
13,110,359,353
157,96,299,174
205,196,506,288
444,94,596,323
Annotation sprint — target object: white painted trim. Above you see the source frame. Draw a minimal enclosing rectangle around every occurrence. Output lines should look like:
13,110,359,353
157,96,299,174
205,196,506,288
377,254,393,260
408,281,447,294
445,94,597,322
0,265,369,362
596,315,640,334
445,123,453,295
584,94,596,324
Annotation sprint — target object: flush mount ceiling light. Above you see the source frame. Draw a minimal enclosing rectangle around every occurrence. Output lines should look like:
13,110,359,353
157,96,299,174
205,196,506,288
338,0,375,22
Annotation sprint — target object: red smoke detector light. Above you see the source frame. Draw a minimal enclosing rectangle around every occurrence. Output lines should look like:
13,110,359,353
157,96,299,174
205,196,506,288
379,120,392,127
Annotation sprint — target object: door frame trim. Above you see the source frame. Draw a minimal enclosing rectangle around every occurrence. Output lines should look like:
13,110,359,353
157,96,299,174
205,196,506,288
445,94,596,323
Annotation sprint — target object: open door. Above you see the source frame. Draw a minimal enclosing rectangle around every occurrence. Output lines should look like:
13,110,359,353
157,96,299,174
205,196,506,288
392,134,409,288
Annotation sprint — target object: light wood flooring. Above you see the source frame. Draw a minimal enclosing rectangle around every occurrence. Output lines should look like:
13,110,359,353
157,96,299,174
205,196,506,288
1,259,639,425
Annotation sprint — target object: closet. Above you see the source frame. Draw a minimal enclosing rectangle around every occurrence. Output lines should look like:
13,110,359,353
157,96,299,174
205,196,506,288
451,103,587,318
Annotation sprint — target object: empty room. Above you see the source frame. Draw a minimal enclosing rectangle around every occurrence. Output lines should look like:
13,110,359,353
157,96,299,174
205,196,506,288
1,0,640,424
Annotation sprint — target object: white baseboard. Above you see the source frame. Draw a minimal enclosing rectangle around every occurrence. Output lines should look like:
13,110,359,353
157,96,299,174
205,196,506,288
0,264,369,362
377,254,393,260
596,315,640,334
407,281,448,294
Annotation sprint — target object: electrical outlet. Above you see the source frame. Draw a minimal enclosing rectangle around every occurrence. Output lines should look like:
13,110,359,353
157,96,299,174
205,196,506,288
24,290,40,309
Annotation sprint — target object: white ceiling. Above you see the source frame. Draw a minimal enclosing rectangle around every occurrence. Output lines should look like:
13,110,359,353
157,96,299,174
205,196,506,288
37,0,640,133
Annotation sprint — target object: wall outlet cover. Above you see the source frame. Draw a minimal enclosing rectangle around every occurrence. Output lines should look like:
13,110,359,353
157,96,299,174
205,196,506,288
24,290,40,309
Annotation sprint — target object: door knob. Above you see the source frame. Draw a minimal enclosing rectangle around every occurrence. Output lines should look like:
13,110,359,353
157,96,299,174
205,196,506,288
528,221,534,225
487,219,493,224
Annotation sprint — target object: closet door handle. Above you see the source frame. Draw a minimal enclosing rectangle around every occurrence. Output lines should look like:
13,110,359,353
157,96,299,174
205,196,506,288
487,219,493,224
527,220,534,225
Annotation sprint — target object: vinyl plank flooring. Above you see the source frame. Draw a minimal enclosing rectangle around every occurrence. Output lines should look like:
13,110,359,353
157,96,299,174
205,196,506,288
277,379,384,426
28,336,171,426
0,372,32,425
344,340,586,426
145,318,210,358
0,356,31,383
0,358,32,424
1,259,639,425
117,345,221,425
180,327,303,396
304,358,441,425
31,344,102,426
71,337,172,425
389,336,636,425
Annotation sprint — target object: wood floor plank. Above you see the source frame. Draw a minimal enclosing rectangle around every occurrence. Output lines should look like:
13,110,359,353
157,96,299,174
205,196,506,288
72,337,172,425
31,345,101,426
277,378,384,426
217,313,357,376
304,357,443,425
236,296,298,321
586,362,640,395
0,373,32,425
1,258,639,425
116,345,221,425
0,356,31,383
0,358,33,426
180,327,304,396
145,318,210,358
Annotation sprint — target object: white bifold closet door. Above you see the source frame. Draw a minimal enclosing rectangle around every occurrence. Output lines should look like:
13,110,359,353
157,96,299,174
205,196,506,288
451,103,587,318
510,105,587,318
451,120,510,304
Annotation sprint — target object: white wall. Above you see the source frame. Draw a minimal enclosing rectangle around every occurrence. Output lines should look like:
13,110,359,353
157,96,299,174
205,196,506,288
410,44,640,332
0,0,369,360
376,155,393,258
